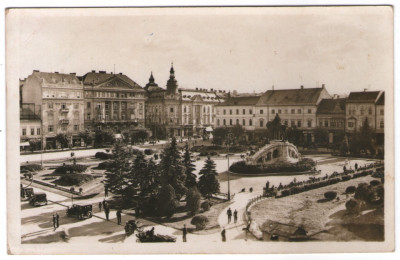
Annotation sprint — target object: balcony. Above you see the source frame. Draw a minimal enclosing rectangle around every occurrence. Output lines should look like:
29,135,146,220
60,119,69,125
60,108,69,113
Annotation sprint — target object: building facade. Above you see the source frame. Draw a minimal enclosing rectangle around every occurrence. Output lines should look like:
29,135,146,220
316,98,346,144
145,65,223,138
215,95,261,131
256,85,331,142
20,103,42,150
82,71,146,136
21,71,85,148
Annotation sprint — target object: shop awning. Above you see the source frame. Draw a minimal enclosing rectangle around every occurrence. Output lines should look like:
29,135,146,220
205,126,213,132
20,142,30,147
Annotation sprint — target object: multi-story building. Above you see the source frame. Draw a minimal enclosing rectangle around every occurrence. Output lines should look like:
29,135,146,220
215,95,262,131
21,70,85,148
20,103,42,150
316,98,346,144
375,92,385,146
81,70,146,135
256,85,331,142
345,91,384,134
145,65,223,138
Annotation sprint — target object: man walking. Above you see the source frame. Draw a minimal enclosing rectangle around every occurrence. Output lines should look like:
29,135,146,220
105,206,110,221
56,213,60,228
104,186,109,197
221,228,226,242
233,209,238,224
99,202,102,212
227,208,232,224
182,224,187,242
52,214,57,230
116,209,122,225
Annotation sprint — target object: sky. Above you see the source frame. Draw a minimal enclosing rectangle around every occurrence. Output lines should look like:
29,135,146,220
8,6,393,96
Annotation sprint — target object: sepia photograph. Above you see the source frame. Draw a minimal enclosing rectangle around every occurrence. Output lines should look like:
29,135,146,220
5,5,395,254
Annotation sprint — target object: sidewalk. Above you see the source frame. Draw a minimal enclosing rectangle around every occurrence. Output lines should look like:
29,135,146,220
20,148,108,163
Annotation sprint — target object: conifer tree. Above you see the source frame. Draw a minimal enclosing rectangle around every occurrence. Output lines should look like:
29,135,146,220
182,143,197,188
159,137,187,198
130,151,148,194
198,157,220,198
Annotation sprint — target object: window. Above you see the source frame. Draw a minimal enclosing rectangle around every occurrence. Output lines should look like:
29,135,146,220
243,109,246,115
236,119,240,125
243,119,246,126
380,120,384,128
217,119,220,126
284,120,288,126
308,109,312,114
271,109,275,114
61,103,66,109
223,109,226,115
22,128,26,136
249,109,253,114
260,109,263,114
74,125,79,131
184,106,186,113
284,109,288,114
324,120,328,127
48,112,54,121
307,120,312,127
278,109,282,114
298,109,301,114
97,125,101,131
368,107,372,115
37,128,40,135
297,120,302,127
348,122,354,128
230,109,232,115
170,107,174,113
48,125,54,132
77,92,81,98
87,113,91,120
223,119,226,126
48,103,53,109
87,102,91,109
319,120,323,127
260,119,264,127
230,119,233,125
291,120,295,127
360,108,364,115
249,119,252,126
61,125,67,131
31,128,34,135
380,109,384,115
236,109,239,115
291,109,295,114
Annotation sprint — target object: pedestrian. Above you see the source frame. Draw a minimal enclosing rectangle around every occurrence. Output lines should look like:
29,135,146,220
105,206,110,221
343,165,347,172
116,209,122,225
355,162,358,171
102,199,107,209
56,213,60,228
233,209,238,224
182,224,187,242
52,214,57,230
104,186,109,197
221,228,226,242
99,202,102,212
227,208,232,224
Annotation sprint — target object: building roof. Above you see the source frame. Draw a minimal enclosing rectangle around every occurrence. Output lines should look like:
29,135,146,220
316,98,346,114
257,87,327,106
216,95,261,106
32,71,81,85
81,71,142,90
180,89,221,102
346,91,382,103
376,91,385,105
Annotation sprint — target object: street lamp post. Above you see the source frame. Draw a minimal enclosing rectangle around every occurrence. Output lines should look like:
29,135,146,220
227,132,234,201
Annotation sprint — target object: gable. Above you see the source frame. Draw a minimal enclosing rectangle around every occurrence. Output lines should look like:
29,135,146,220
96,77,134,90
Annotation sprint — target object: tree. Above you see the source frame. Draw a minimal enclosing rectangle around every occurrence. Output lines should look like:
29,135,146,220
94,130,114,148
103,142,133,200
287,126,303,146
212,127,229,145
266,114,283,140
28,139,41,152
55,133,70,149
146,158,160,195
79,130,92,147
156,184,179,218
132,130,149,144
183,143,197,188
314,127,329,146
186,187,201,214
359,118,374,153
198,157,220,198
159,137,187,198
130,151,149,195
231,124,245,144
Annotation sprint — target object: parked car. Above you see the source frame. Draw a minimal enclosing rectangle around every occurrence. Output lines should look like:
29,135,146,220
29,192,48,206
21,187,34,201
66,204,93,220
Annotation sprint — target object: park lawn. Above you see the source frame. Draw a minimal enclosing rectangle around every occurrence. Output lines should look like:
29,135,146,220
250,175,381,240
149,199,233,235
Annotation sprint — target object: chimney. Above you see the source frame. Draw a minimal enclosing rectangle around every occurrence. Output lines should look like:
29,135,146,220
70,72,76,75
196,87,198,90
92,70,96,73
322,84,325,89
211,88,213,91
300,85,304,89
99,71,106,74
119,73,122,75
33,70,39,72
54,72,59,74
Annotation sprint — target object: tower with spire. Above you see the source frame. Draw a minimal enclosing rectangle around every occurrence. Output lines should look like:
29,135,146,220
144,71,161,92
166,62,178,95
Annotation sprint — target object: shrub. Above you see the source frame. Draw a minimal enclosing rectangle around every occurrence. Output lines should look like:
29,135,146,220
186,188,201,214
157,184,179,218
20,164,43,173
341,175,351,182
53,164,88,174
372,171,384,178
370,180,381,186
354,183,371,202
281,189,290,197
190,215,209,230
345,199,361,214
70,187,75,192
324,191,337,201
79,187,83,193
97,160,114,170
144,149,153,155
199,151,209,157
345,186,356,194
229,158,316,174
201,201,212,212
58,174,94,186
95,152,113,160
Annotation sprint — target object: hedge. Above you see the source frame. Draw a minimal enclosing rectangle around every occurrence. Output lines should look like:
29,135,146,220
57,174,94,186
20,164,43,173
230,158,316,174
53,164,88,174
95,152,113,160
191,215,209,230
